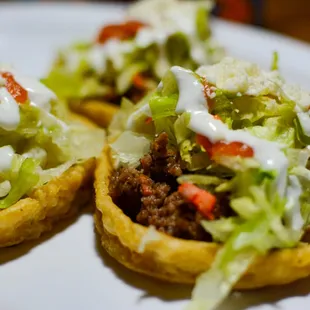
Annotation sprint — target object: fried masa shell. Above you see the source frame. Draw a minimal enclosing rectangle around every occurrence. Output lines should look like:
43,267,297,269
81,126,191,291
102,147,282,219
94,146,310,289
0,113,99,247
70,99,119,128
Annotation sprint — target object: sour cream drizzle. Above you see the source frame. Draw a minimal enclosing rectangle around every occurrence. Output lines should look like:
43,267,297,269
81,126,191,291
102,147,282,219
171,66,290,197
0,68,57,131
14,73,56,112
0,145,14,172
0,88,20,131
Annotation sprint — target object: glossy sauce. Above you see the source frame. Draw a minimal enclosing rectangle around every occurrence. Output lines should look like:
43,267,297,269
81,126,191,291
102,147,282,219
171,66,289,197
285,176,303,231
14,73,56,112
0,146,14,172
0,88,21,131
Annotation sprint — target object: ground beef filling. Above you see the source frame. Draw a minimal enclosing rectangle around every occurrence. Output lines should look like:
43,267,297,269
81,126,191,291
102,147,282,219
109,132,231,242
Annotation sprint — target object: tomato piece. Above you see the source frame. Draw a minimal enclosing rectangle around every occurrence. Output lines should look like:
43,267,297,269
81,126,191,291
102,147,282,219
196,134,254,159
123,20,146,36
96,20,146,44
178,183,216,220
212,114,222,121
196,134,213,157
133,73,147,90
1,72,28,104
212,141,254,158
145,117,153,124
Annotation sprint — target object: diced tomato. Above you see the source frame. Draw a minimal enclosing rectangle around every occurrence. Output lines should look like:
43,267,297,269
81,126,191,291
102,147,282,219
196,134,213,157
96,20,146,44
145,117,153,124
212,114,222,121
196,134,254,159
1,72,28,104
123,21,146,36
178,183,216,220
201,77,215,109
133,73,147,90
211,141,254,158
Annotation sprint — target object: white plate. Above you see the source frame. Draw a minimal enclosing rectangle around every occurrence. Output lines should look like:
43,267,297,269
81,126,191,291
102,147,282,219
1,3,310,310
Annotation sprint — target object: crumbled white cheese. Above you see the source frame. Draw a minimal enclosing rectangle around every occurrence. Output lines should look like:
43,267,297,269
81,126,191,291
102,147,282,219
282,84,310,112
197,57,310,113
127,0,213,35
196,57,284,96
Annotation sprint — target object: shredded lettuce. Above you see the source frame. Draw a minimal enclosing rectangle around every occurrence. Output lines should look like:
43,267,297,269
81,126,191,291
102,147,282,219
294,115,310,147
107,56,310,310
149,94,178,120
271,51,279,71
0,158,40,209
196,6,211,41
109,97,135,139
44,0,224,104
177,174,223,186
165,32,193,68
189,178,300,310
42,69,111,100
0,78,105,209
110,131,151,168
201,217,241,242
116,63,148,94
174,112,192,144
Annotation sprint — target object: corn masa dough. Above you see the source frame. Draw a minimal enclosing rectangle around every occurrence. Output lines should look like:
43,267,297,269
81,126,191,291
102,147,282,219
94,146,310,289
70,99,119,128
0,113,99,247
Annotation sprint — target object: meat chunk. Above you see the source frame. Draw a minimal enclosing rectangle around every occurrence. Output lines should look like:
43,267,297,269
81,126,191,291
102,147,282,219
109,167,211,241
137,191,211,241
109,167,143,220
140,132,184,184
109,132,232,242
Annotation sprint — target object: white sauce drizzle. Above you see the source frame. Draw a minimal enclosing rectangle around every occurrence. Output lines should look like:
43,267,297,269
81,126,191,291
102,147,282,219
285,176,304,231
171,66,207,113
0,88,20,131
0,68,59,131
0,145,14,172
171,66,289,197
14,73,56,112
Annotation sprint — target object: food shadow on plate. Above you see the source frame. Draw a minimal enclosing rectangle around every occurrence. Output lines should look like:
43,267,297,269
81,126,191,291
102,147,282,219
0,200,95,265
95,231,310,309
94,232,193,302
219,277,310,310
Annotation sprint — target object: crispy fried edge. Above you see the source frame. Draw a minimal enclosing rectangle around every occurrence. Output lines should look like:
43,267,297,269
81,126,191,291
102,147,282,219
70,99,119,128
94,145,310,289
0,113,99,247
